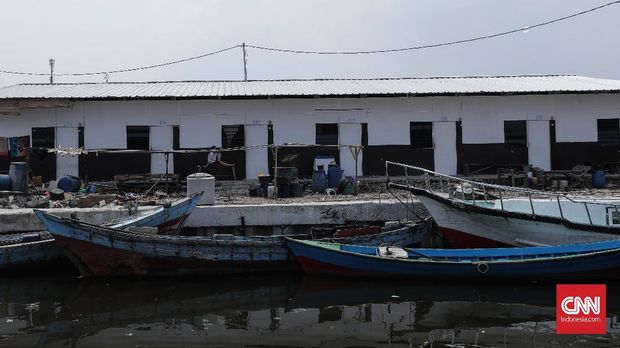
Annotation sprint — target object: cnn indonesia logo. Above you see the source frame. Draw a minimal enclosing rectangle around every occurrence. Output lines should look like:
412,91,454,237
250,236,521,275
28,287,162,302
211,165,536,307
556,284,606,334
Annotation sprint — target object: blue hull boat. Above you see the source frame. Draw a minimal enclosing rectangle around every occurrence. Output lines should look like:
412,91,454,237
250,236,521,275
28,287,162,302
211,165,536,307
285,238,620,280
1,193,202,273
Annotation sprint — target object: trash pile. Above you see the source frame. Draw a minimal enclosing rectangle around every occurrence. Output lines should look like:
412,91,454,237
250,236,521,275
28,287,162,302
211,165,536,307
1,169,181,210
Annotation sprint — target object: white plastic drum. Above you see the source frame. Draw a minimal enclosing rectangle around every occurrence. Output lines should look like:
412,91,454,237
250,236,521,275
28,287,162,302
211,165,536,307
186,173,215,205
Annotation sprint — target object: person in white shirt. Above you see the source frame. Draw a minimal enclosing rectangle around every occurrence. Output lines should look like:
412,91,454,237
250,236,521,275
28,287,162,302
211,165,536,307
206,146,234,168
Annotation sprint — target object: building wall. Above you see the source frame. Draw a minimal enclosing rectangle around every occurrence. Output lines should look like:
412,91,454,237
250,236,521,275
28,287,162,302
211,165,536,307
2,93,620,180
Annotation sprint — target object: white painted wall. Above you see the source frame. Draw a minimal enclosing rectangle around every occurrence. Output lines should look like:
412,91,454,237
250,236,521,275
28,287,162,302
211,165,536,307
245,124,268,179
433,121,457,175
150,126,173,174
339,123,363,176
554,94,620,142
55,127,79,178
527,121,551,170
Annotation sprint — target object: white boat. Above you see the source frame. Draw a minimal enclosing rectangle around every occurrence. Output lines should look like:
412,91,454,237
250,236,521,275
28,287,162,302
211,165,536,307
386,161,620,248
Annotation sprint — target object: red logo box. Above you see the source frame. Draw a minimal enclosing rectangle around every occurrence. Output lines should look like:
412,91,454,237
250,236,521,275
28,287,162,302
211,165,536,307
556,284,606,334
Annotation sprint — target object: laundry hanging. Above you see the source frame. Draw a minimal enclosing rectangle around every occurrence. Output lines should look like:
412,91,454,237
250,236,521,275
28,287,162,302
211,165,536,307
0,137,8,157
9,136,30,157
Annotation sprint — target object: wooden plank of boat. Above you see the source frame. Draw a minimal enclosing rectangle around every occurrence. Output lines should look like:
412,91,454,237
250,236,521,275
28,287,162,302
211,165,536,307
321,218,430,247
33,210,431,277
285,237,620,280
0,232,69,273
35,209,297,276
0,193,202,273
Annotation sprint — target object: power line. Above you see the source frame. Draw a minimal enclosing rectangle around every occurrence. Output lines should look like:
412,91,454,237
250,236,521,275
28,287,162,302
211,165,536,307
247,0,620,54
0,45,241,77
0,1,618,77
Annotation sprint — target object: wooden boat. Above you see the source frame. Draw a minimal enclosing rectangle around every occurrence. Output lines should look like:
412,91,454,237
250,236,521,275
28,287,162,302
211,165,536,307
317,218,429,247
386,161,620,248
285,237,620,280
1,193,202,273
34,210,430,276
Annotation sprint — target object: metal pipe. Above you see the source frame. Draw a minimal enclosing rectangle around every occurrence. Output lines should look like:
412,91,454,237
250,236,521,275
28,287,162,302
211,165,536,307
556,195,564,220
584,202,593,225
472,184,476,205
614,205,620,225
499,191,504,210
528,193,535,215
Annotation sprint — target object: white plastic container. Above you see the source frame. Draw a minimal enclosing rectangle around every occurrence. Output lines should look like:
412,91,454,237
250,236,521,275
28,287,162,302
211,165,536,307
186,173,215,205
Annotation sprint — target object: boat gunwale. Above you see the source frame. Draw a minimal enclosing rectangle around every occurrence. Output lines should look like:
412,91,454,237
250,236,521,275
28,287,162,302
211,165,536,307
285,237,620,266
36,210,292,247
391,182,620,236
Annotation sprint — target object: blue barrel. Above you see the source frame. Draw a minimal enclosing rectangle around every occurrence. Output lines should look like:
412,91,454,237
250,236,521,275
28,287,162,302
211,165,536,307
592,170,606,188
57,175,82,193
9,162,28,192
312,170,327,192
327,163,343,188
0,174,11,191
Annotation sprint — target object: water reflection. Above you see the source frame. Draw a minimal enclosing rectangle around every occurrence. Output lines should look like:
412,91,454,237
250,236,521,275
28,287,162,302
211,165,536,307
1,275,619,347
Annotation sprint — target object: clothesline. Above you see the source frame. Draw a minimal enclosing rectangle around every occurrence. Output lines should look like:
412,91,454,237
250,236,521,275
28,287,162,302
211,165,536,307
43,143,364,157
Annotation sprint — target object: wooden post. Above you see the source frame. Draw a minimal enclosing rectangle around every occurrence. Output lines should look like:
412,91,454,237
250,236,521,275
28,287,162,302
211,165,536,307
164,152,170,194
273,145,279,199
347,145,362,196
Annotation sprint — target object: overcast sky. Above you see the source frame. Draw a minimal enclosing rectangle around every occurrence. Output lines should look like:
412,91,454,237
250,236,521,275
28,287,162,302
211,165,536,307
1,0,619,87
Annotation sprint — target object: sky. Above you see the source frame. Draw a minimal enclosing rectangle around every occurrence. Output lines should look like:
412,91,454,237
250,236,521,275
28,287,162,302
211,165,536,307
1,0,620,87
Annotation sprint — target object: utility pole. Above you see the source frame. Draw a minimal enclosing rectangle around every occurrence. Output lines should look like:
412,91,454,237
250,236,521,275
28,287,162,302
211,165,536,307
49,58,55,84
242,42,248,81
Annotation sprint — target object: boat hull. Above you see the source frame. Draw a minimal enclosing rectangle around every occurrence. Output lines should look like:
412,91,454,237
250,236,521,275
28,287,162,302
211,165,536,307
53,234,297,276
0,238,70,273
286,239,620,280
326,219,429,247
37,210,297,276
1,194,201,273
416,194,620,248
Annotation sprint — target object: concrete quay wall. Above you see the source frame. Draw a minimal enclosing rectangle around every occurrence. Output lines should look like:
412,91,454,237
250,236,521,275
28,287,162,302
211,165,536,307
0,199,422,234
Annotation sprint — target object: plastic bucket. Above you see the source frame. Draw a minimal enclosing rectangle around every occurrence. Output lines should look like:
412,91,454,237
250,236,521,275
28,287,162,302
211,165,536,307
9,162,28,192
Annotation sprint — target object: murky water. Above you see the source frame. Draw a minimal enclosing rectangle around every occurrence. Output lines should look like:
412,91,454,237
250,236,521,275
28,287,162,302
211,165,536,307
1,275,619,347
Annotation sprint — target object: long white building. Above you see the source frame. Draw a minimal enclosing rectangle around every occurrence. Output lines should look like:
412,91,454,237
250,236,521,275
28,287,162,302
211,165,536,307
1,75,620,181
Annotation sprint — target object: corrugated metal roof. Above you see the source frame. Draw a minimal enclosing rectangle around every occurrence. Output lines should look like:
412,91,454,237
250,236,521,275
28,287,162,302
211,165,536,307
1,75,620,99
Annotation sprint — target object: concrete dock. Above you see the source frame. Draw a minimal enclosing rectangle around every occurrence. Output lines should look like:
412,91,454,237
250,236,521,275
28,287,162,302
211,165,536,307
0,198,424,235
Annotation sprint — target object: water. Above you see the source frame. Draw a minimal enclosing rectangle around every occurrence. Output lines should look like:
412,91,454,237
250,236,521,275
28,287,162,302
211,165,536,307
1,275,619,347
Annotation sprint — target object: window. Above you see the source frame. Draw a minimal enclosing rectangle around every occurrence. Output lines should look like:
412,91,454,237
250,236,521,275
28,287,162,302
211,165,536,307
32,127,55,148
410,122,433,149
597,119,620,145
221,125,244,148
316,123,338,145
504,120,527,147
126,126,149,150
607,208,620,225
